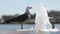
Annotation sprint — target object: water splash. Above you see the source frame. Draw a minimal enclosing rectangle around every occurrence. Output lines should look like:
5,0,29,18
35,3,52,30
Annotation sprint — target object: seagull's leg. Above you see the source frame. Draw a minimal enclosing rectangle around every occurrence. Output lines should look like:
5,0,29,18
21,24,23,29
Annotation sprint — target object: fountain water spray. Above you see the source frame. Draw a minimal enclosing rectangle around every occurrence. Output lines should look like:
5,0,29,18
35,3,52,30
34,3,59,34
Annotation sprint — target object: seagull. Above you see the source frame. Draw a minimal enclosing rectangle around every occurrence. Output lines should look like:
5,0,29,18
6,6,32,24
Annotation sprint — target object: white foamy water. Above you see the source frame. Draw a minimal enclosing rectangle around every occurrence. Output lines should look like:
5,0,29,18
35,3,52,30
33,3,60,34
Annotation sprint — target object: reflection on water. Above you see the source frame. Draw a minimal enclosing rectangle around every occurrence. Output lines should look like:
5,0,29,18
0,24,60,30
50,32,60,34
0,24,35,30
54,24,60,29
0,24,60,34
0,24,21,30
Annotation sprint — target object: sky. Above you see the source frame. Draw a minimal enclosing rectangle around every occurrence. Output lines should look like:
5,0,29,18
0,0,60,16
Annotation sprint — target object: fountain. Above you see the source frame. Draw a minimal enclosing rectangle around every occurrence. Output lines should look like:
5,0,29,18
34,3,59,34
34,3,52,34
35,3,52,30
